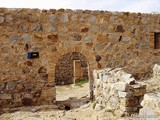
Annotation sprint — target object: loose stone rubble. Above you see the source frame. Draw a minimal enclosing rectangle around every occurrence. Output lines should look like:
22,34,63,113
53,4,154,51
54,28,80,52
138,64,160,120
139,93,160,120
93,68,146,116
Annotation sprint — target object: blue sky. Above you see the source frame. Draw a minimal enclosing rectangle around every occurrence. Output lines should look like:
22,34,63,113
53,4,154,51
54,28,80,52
0,0,160,13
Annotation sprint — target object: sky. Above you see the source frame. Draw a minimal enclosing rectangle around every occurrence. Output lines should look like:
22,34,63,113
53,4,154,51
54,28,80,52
0,0,160,13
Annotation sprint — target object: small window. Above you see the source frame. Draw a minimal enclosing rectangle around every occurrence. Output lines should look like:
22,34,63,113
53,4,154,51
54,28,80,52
154,32,160,49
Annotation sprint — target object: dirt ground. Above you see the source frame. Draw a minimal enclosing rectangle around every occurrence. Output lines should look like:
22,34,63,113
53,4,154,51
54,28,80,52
0,82,141,120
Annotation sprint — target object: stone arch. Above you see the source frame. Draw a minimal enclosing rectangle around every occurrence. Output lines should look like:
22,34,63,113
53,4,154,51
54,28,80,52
47,45,97,100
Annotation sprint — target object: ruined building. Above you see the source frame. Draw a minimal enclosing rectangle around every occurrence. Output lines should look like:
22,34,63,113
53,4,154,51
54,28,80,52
0,8,160,113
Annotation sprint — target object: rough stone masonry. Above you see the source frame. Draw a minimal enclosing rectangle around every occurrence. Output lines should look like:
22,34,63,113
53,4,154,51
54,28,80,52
0,8,160,108
93,68,146,116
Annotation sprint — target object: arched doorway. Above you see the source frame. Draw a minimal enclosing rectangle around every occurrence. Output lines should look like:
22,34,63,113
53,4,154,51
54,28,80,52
55,52,89,85
55,52,90,104
47,46,97,103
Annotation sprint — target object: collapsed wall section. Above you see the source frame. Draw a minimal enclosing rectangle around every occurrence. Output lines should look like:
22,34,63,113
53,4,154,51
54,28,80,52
139,64,160,119
93,68,146,116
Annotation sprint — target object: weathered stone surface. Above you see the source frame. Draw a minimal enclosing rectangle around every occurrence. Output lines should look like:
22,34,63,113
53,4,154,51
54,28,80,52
94,67,146,116
61,13,68,23
1,46,10,53
22,34,32,41
32,23,43,32
23,93,33,99
132,88,146,96
23,83,33,90
0,94,12,100
89,15,97,23
139,107,159,120
44,24,57,32
141,93,160,109
0,83,5,92
114,82,130,92
13,93,22,102
118,91,132,98
41,87,56,97
116,25,125,32
90,25,99,33
49,14,57,23
10,34,19,42
47,34,58,42
81,27,89,32
120,97,139,107
83,34,92,41
31,46,42,52
109,34,121,42
71,33,82,41
94,104,103,111
120,105,137,112
5,15,13,22
0,16,4,23
6,82,17,91
153,64,160,78
19,24,29,32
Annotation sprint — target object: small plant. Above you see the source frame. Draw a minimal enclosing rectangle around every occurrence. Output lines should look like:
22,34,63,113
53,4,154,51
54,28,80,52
93,102,96,109
75,79,89,87
106,109,113,112
106,109,116,116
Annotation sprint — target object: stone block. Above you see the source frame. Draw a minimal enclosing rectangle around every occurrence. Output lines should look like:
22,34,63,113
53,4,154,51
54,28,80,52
139,107,159,120
49,14,57,23
120,97,139,107
61,13,68,23
71,33,82,41
23,93,33,99
10,34,19,42
31,46,42,52
120,105,137,112
94,104,104,111
0,16,4,23
90,25,99,33
0,83,5,92
41,87,56,97
13,93,22,102
23,83,33,90
130,82,146,89
1,46,10,53
89,15,97,23
0,93,12,100
6,81,17,92
141,93,160,110
44,24,57,33
32,23,43,32
114,82,130,91
118,91,132,98
5,15,13,22
124,78,135,85
132,88,146,97
22,34,32,41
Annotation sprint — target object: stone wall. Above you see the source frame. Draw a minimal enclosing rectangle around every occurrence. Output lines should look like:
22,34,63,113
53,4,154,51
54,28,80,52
55,52,88,85
139,64,160,119
140,93,160,119
93,68,146,116
0,8,160,108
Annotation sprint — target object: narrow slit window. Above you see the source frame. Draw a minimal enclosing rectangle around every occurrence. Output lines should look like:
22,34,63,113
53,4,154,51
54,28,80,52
154,32,160,49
